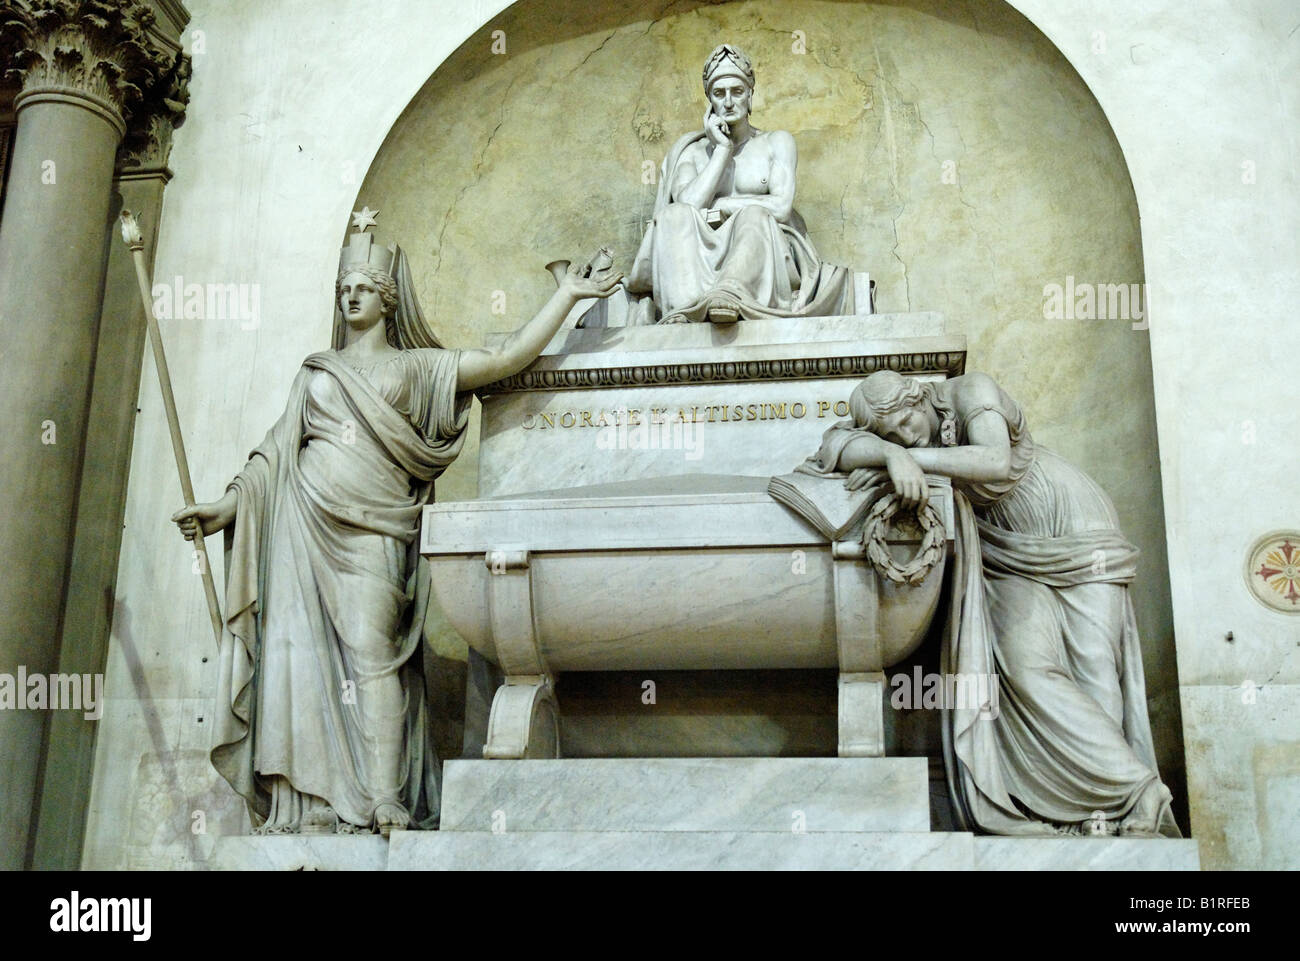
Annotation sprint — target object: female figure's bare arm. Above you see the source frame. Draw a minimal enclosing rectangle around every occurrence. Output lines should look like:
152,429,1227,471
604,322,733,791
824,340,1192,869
173,488,237,539
906,414,1013,484
456,264,623,391
834,375,1016,509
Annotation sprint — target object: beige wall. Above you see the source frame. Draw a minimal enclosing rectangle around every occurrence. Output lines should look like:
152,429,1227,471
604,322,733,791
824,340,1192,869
82,0,1298,870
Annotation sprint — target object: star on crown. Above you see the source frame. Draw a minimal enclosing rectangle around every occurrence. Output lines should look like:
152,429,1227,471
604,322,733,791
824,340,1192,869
351,205,379,233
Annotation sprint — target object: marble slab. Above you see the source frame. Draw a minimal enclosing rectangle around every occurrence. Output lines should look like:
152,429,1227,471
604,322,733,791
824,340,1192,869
475,313,963,496
439,757,929,833
209,835,390,871
485,312,949,369
388,831,1200,871
388,830,971,871
973,837,1201,870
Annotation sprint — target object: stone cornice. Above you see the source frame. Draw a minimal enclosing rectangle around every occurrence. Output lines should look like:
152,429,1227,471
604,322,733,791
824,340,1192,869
481,349,967,395
0,0,186,143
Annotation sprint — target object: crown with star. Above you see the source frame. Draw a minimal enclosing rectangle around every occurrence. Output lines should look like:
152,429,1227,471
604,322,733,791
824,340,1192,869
339,205,396,276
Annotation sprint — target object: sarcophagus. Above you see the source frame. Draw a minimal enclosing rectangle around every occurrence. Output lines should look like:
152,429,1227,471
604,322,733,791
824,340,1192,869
424,475,954,759
422,314,965,760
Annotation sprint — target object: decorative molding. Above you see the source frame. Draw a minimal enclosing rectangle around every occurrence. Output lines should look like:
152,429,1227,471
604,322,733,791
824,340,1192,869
117,45,188,171
0,0,187,148
481,349,967,395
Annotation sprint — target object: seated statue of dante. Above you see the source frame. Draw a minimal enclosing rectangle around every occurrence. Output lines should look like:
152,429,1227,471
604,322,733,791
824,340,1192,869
627,44,855,324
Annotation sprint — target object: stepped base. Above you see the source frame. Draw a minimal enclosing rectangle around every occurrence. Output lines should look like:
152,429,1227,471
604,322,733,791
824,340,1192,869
207,756,1200,871
439,758,929,833
387,831,1200,871
208,832,1200,871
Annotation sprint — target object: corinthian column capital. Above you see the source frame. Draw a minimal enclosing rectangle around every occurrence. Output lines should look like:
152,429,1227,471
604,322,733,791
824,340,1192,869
0,0,184,138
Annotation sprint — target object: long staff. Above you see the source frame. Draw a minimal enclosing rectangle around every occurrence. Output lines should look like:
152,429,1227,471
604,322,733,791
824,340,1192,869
119,210,223,651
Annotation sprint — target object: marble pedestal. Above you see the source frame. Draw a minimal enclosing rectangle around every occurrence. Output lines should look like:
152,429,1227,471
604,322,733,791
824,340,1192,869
203,761,1199,871
379,759,1201,871
476,312,963,496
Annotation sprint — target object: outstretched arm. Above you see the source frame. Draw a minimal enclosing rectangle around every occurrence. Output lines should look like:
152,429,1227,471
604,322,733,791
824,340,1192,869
456,264,623,391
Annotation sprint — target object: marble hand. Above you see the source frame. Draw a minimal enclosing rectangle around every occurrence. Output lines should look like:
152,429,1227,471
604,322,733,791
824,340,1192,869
845,467,877,492
884,447,929,509
704,109,731,147
559,260,623,301
172,490,237,540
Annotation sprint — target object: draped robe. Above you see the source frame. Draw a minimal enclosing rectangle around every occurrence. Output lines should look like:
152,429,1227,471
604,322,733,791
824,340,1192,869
804,391,1179,836
627,130,854,323
212,348,470,831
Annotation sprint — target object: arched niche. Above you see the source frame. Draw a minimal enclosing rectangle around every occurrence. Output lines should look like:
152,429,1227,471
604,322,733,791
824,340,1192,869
356,0,1184,827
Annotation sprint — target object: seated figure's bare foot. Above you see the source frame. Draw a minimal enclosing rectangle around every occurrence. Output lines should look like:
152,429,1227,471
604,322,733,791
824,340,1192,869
300,806,338,835
1120,781,1175,838
374,801,410,839
705,292,741,325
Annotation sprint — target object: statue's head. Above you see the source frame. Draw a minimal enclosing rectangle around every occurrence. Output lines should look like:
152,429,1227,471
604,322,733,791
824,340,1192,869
703,44,754,124
849,371,934,448
337,264,399,332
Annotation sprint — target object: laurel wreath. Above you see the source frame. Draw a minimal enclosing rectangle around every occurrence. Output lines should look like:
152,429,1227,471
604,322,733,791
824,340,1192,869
862,493,946,585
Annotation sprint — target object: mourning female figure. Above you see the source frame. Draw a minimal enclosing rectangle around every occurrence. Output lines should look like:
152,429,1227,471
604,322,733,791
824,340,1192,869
174,235,621,836
804,370,1180,837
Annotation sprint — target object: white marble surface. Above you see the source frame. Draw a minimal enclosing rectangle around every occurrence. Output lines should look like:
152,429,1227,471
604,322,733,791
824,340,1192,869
973,837,1200,871
485,312,948,368
210,836,390,871
389,830,970,871
476,316,962,497
440,758,929,833
1180,682,1300,870
388,830,1198,871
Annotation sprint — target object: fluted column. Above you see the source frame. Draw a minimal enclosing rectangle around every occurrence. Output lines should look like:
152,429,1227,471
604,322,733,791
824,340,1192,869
0,0,186,869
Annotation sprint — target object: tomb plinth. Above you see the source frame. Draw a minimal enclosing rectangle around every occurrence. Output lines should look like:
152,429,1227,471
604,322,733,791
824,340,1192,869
473,312,961,496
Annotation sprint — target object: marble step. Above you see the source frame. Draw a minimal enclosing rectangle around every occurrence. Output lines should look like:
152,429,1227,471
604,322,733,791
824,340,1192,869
439,757,929,833
204,830,1200,871
387,831,1201,871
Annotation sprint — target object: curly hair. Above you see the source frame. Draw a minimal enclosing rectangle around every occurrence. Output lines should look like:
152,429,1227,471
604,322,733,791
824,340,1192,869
702,43,755,92
335,264,398,319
